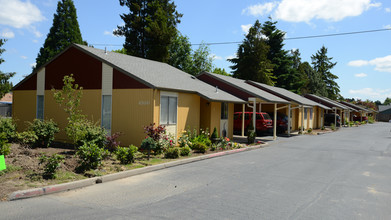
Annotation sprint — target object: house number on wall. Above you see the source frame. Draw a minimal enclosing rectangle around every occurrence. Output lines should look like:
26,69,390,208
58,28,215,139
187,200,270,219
138,101,150,105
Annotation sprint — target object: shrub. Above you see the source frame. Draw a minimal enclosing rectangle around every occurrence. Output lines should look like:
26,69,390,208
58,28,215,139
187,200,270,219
0,133,10,156
321,126,325,130
15,131,38,147
27,119,59,148
76,143,109,171
368,116,374,124
115,145,138,164
247,130,256,144
140,137,157,160
39,153,65,179
72,119,107,148
180,146,191,156
307,128,313,134
105,132,122,152
178,131,192,148
210,144,217,151
164,147,180,159
191,141,208,153
331,123,336,131
144,123,166,142
0,117,16,141
210,127,219,139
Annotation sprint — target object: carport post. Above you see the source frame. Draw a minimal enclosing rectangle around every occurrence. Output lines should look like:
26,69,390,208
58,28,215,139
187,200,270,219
334,107,337,127
253,99,256,134
273,103,277,140
288,104,291,136
340,110,343,128
241,104,245,137
301,106,304,134
360,111,363,123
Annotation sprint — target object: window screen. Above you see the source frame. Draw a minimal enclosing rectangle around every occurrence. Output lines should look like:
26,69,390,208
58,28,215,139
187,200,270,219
36,95,44,120
304,108,308,120
102,95,112,132
221,102,228,119
310,109,313,120
160,96,177,125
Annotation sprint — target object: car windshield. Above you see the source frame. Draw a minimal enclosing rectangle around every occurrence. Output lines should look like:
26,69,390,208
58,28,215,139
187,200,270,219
262,113,271,120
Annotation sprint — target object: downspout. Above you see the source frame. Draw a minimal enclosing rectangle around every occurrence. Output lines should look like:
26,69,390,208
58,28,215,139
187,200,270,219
241,104,245,137
301,106,304,134
288,104,291,136
247,98,257,134
273,103,277,140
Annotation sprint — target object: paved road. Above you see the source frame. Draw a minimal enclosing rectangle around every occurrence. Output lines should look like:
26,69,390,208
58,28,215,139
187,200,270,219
1,123,391,219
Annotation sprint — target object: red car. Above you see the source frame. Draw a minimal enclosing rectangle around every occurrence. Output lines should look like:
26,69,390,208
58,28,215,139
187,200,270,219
353,115,368,121
234,112,273,135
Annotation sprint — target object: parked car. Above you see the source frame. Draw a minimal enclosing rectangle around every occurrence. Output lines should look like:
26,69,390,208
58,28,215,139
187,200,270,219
234,112,273,135
266,112,288,134
324,113,340,126
353,115,368,122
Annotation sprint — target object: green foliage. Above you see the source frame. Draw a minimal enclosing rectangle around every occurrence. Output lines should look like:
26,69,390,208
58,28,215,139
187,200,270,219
247,130,256,144
229,20,275,85
168,33,192,71
210,127,219,139
368,116,375,124
192,128,211,147
15,131,38,147
27,119,59,148
39,153,65,179
298,61,327,96
112,48,127,54
0,117,16,141
383,97,391,105
180,146,191,156
0,132,10,156
76,143,109,171
307,128,313,134
164,147,180,159
321,126,325,130
331,123,336,131
0,39,16,98
187,43,213,75
34,0,87,71
72,120,107,148
191,141,208,153
114,0,182,62
311,46,340,100
212,67,230,76
115,145,138,164
210,144,217,151
140,137,157,160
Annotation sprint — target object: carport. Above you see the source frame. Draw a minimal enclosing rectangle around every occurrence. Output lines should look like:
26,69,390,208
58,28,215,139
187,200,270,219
304,94,354,127
340,101,370,123
197,72,289,140
246,81,331,135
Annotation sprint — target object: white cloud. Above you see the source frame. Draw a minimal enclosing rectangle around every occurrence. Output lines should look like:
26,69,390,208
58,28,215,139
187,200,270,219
354,73,367,77
384,24,391,29
242,2,277,16
104,30,112,36
20,55,27,60
348,60,369,67
386,8,391,13
243,0,381,23
30,63,36,68
0,29,15,38
241,24,252,34
349,88,391,100
225,54,237,60
349,55,391,73
0,0,44,28
210,54,222,60
32,39,38,43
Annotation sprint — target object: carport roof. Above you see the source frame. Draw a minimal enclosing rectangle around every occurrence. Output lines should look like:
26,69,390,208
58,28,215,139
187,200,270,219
246,81,331,110
197,72,289,104
304,94,354,110
340,101,370,112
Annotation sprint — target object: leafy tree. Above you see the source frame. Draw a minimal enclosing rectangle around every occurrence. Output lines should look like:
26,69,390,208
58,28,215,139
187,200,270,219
112,48,127,54
298,62,327,96
374,100,381,106
168,32,192,72
311,46,340,100
229,20,275,85
384,97,391,105
212,67,230,76
0,39,15,98
34,0,87,71
187,43,213,75
114,0,182,62
261,18,300,91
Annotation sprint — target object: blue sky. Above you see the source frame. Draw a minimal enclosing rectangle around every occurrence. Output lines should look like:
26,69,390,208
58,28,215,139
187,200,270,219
0,0,390,102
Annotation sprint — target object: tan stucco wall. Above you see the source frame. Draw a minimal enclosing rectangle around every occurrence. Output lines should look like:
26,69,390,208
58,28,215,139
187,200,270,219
200,99,221,137
228,103,234,139
112,89,154,147
45,90,102,142
13,90,36,132
177,93,200,137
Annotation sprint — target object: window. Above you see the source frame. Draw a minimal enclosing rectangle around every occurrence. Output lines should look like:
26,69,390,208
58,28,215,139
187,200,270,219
101,95,112,132
36,95,44,120
221,102,228,119
304,108,308,120
310,109,313,120
160,96,177,125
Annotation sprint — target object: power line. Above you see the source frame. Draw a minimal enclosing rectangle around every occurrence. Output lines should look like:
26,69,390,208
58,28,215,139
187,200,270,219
91,28,391,47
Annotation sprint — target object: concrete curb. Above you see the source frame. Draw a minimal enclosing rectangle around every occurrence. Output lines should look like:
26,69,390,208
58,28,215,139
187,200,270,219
9,144,266,201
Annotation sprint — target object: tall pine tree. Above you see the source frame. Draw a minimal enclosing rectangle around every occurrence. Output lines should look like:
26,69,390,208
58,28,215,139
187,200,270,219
229,20,275,85
114,0,182,62
261,18,301,91
311,46,340,100
298,61,327,96
34,0,86,71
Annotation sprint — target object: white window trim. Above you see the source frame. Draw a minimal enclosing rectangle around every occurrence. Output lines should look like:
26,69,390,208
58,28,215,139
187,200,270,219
101,95,112,134
160,91,178,125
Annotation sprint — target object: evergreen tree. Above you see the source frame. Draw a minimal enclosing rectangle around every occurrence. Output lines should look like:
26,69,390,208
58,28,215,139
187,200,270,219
114,0,182,62
384,97,391,105
311,46,340,100
261,18,300,91
0,39,15,98
289,49,307,94
229,20,275,85
298,62,327,96
34,0,86,71
212,67,230,76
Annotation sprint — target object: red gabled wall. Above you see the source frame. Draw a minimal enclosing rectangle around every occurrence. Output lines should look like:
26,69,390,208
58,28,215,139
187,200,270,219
113,69,150,89
14,74,37,90
45,47,102,90
198,74,251,100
